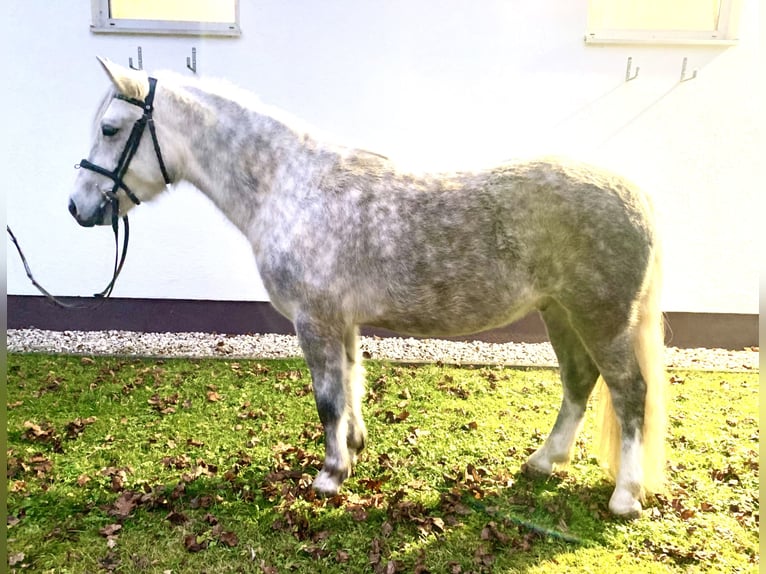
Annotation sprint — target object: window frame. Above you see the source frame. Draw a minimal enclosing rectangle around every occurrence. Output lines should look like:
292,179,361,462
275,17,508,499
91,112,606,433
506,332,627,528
90,0,241,37
585,0,741,46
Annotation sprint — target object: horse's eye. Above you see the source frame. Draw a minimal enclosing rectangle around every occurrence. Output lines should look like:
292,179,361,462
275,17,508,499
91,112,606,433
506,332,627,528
101,125,119,137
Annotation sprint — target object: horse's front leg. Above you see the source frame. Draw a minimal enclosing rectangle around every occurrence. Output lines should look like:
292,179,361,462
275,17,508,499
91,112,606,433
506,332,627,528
343,326,368,467
295,315,358,496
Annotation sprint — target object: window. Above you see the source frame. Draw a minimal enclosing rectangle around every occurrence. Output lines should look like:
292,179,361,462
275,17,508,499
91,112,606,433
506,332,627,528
585,0,741,45
91,0,240,37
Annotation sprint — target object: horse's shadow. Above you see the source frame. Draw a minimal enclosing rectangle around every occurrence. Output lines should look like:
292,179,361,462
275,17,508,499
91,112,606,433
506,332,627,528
215,462,618,572
355,470,616,572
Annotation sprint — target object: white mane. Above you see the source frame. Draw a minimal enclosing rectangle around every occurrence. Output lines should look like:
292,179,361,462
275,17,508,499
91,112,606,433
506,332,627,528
153,70,328,143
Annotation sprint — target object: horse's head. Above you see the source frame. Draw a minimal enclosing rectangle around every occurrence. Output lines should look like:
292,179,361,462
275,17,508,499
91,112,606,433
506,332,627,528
68,57,173,227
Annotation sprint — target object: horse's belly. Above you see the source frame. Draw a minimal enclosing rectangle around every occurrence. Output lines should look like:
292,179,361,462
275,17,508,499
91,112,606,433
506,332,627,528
363,284,540,338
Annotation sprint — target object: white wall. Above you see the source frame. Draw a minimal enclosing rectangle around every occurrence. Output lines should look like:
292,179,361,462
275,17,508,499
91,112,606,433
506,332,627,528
4,1,761,314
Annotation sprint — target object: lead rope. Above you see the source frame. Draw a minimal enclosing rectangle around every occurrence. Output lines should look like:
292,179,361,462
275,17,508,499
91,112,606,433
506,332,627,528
94,212,131,299
6,214,130,310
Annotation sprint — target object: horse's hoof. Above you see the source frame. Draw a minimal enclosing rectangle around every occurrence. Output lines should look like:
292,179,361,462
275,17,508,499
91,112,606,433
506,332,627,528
312,469,344,496
609,490,642,519
522,451,554,477
521,463,553,480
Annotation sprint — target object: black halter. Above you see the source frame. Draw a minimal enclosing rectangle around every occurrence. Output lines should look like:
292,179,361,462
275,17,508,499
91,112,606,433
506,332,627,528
78,77,172,209
7,77,172,308
71,76,172,301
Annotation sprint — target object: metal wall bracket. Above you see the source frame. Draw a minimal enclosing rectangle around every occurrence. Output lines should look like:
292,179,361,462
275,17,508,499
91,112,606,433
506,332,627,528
680,57,697,82
129,47,143,71
186,47,197,73
625,57,640,81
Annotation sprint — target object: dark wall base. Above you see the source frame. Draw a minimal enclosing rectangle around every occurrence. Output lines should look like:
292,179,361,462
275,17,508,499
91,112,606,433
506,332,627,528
6,295,758,350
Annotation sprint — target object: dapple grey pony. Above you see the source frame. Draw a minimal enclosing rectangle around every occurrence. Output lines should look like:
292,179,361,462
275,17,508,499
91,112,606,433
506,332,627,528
68,58,666,518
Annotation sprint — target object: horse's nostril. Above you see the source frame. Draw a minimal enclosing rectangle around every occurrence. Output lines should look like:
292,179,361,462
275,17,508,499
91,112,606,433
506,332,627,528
68,199,78,218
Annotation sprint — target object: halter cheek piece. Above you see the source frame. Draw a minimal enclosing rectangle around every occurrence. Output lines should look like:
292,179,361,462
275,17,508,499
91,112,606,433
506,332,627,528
7,77,172,308
72,76,173,301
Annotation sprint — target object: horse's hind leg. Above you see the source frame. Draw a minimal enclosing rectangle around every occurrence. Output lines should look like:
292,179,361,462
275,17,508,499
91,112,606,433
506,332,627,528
525,301,600,475
563,295,662,519
295,314,364,495
585,330,649,518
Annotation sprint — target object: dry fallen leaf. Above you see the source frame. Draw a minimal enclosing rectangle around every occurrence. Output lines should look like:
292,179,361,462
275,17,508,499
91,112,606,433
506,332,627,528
481,521,510,544
148,394,178,414
369,538,383,567
8,552,25,566
184,534,209,553
474,544,495,567
23,420,59,443
10,480,27,493
384,410,410,424
218,530,239,547
98,550,121,571
65,416,97,438
347,504,369,522
165,511,189,525
414,550,430,574
110,492,138,519
99,523,123,537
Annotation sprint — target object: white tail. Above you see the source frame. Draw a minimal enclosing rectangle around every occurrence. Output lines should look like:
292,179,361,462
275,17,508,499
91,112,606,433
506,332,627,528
596,245,666,494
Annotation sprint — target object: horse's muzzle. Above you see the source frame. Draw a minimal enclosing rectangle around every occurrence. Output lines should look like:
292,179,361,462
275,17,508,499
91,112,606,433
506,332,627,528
68,198,109,227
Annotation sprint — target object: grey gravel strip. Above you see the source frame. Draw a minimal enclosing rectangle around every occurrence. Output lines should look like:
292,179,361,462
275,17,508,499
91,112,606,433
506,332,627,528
6,328,758,371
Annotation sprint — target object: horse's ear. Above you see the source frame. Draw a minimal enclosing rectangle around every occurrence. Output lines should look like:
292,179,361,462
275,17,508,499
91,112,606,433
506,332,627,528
97,56,149,101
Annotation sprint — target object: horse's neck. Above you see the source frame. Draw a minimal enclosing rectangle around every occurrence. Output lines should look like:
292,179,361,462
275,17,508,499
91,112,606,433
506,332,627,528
162,83,320,233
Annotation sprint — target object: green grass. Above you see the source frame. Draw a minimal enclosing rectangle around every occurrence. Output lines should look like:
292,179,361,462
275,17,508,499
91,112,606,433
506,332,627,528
6,354,759,573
